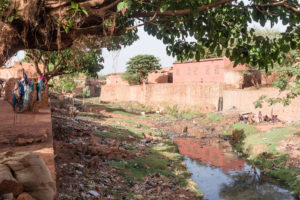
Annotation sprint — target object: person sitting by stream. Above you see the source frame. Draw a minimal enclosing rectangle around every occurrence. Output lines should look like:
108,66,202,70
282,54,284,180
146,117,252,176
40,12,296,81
271,114,280,123
249,114,255,124
263,115,271,122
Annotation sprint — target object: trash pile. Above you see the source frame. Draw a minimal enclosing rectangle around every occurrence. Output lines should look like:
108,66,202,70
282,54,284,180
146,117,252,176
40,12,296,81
50,93,199,200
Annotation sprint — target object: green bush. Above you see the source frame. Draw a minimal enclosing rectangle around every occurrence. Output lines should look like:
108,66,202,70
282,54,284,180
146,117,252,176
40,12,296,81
164,105,179,116
50,77,77,93
207,112,224,122
82,86,91,97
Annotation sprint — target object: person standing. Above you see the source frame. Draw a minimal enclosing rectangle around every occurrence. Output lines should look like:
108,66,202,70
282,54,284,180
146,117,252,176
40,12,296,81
270,108,273,118
258,111,262,123
0,79,3,97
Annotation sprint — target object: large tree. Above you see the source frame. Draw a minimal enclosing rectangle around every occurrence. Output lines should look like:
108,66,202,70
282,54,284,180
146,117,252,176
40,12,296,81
25,47,103,81
0,0,300,69
122,54,161,84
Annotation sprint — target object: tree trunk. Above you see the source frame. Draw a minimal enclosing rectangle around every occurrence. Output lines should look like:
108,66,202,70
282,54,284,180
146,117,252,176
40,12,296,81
0,22,24,66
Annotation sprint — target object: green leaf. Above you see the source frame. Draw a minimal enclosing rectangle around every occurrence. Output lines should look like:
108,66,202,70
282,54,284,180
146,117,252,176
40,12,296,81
160,5,168,13
7,16,14,22
67,20,73,27
71,1,78,9
64,26,70,33
81,8,88,16
117,2,126,11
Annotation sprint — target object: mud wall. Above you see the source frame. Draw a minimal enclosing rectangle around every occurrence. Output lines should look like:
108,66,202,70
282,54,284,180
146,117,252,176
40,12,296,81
223,88,300,121
101,83,300,121
101,83,221,109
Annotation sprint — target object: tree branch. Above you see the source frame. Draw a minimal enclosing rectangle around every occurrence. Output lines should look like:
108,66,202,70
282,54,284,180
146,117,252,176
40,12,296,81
131,0,234,17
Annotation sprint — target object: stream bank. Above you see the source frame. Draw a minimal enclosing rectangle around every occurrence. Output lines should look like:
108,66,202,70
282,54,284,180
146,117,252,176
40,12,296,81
50,93,203,200
51,95,299,199
157,112,299,199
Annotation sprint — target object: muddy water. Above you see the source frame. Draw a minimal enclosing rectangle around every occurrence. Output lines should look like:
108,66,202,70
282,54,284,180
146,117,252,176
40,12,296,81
174,137,296,200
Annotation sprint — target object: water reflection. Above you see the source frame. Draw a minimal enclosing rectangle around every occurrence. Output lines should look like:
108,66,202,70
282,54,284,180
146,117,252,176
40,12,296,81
174,138,244,171
174,138,295,200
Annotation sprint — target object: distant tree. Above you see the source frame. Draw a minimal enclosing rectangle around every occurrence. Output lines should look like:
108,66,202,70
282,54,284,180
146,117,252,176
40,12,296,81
50,75,78,93
254,49,300,107
122,55,161,85
25,47,104,81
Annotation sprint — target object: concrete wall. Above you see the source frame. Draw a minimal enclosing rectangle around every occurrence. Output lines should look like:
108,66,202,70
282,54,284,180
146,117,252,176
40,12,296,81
223,88,300,121
101,83,221,109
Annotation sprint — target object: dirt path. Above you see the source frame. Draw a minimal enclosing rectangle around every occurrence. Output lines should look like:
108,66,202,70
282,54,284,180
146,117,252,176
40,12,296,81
0,98,56,181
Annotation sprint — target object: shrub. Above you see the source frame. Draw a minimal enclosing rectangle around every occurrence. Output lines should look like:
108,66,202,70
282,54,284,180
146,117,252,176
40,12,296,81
207,112,224,122
164,105,179,116
82,86,91,97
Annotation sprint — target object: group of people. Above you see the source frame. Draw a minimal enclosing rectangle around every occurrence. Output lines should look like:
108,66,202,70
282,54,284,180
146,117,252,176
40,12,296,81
258,111,280,123
239,110,280,124
12,69,46,111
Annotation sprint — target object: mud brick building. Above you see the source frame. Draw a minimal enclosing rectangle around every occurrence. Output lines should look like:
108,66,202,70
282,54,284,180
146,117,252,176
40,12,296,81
173,57,250,88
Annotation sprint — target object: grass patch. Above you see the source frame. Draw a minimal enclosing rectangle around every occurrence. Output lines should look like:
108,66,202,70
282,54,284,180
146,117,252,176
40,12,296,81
244,128,299,155
181,112,199,120
164,105,179,116
111,155,171,182
117,118,159,137
93,131,130,140
267,168,300,197
251,154,300,198
77,112,105,119
206,112,225,122
230,123,258,136
151,142,184,161
286,122,300,129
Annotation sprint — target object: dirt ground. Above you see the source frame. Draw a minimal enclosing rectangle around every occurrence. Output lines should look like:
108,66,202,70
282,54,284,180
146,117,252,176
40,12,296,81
51,95,201,200
0,98,56,181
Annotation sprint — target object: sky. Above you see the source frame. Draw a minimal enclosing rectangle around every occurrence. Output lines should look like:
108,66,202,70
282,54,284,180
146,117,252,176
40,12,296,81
9,21,285,75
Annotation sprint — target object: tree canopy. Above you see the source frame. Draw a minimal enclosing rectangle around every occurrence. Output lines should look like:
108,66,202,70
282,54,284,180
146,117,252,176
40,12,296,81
0,0,300,70
121,54,161,84
24,47,103,81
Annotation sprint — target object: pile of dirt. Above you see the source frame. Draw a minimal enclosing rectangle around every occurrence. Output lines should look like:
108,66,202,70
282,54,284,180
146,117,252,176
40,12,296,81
0,152,56,200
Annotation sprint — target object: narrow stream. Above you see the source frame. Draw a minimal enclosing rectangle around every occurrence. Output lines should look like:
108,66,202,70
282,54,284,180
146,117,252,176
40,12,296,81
174,137,296,200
